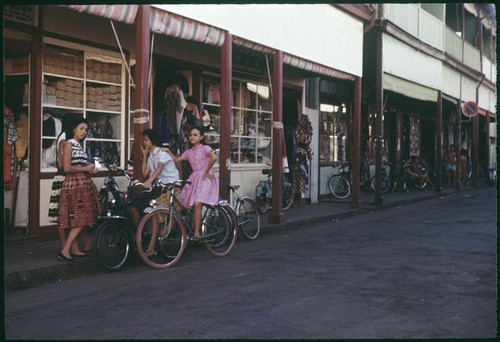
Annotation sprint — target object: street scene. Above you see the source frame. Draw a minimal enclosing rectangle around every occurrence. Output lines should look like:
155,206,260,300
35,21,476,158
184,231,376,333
3,4,497,340
5,186,496,339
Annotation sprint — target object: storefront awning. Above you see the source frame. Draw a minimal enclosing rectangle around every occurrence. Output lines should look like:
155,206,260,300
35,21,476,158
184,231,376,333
150,7,226,47
233,36,356,81
61,5,139,25
384,73,438,102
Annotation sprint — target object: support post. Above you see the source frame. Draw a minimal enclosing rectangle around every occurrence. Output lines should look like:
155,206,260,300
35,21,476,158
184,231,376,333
269,51,284,224
350,76,361,209
374,30,383,205
133,5,151,181
219,32,232,200
435,91,443,192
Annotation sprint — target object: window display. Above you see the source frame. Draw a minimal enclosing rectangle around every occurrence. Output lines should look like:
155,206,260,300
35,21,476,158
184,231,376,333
202,76,272,165
41,43,124,171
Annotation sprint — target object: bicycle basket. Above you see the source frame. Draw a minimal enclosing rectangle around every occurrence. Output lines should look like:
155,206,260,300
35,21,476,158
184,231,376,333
155,185,183,212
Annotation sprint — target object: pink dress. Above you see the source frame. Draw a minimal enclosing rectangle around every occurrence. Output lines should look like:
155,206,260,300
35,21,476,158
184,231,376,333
180,144,219,208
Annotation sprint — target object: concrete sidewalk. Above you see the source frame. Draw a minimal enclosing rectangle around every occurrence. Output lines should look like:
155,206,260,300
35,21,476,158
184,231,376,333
4,185,482,291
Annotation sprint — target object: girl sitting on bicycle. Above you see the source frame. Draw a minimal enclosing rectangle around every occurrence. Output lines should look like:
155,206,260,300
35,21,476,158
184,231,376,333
164,126,218,240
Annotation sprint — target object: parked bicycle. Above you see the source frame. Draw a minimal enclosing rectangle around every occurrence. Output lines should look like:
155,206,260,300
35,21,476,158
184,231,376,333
255,169,294,214
369,162,392,193
227,184,260,240
95,163,169,271
135,180,237,269
328,162,351,199
94,163,135,272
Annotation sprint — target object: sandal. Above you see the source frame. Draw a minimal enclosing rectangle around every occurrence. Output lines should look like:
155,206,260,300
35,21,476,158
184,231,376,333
145,248,156,257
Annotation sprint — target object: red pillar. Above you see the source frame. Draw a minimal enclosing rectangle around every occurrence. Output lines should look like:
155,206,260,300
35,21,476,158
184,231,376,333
435,91,443,192
350,77,361,209
219,32,232,200
133,5,151,181
269,51,284,224
374,30,383,205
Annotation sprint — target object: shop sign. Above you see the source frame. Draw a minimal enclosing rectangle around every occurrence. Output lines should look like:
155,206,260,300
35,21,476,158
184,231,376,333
462,101,479,118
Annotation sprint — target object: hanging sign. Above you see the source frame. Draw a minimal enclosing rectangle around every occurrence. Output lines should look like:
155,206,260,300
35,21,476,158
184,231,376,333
462,101,479,117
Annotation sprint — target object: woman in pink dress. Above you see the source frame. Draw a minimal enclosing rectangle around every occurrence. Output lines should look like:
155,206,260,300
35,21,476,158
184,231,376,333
164,127,218,239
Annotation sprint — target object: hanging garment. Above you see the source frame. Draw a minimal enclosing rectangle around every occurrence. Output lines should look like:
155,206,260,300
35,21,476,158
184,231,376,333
15,113,28,160
4,109,20,190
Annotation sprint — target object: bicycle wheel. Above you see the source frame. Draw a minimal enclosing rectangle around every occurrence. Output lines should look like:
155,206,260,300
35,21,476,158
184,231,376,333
282,183,294,211
256,192,270,214
95,219,132,272
202,205,237,257
136,207,187,269
236,197,260,240
393,174,408,192
328,175,351,199
369,175,391,193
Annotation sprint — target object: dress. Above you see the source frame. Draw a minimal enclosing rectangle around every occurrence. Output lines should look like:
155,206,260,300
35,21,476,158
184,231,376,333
57,139,103,229
180,144,219,208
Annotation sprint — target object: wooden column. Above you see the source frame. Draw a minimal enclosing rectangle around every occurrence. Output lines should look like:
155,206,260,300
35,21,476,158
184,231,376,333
484,111,490,182
374,30,383,205
471,114,479,187
219,32,232,200
269,51,284,224
350,76,361,209
435,91,443,192
133,5,151,181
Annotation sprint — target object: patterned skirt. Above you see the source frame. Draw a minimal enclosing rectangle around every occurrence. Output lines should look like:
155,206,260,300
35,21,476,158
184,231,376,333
48,170,65,223
57,172,103,229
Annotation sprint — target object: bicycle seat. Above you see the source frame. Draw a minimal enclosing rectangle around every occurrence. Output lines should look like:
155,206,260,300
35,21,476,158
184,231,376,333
227,184,240,190
262,169,272,175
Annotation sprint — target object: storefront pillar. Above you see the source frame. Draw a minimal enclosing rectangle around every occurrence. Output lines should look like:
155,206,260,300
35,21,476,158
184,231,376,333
350,76,361,209
269,50,284,224
455,99,462,187
471,114,479,187
484,111,490,182
29,12,44,237
435,91,443,192
133,5,150,181
219,31,232,200
373,30,383,206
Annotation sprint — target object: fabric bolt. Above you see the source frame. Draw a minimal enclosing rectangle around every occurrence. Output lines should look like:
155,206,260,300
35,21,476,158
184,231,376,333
4,113,20,190
180,144,219,208
57,139,102,229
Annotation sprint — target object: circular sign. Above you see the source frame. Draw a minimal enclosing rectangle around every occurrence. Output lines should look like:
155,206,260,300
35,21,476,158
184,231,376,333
462,101,479,117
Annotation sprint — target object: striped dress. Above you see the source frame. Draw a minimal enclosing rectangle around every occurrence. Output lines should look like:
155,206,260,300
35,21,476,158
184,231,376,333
57,139,102,229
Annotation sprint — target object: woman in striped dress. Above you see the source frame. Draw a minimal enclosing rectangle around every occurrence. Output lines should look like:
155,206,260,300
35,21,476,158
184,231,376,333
57,118,102,263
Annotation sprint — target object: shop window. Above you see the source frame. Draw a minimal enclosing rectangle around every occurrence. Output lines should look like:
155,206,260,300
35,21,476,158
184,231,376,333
319,104,348,163
41,42,125,171
202,76,272,165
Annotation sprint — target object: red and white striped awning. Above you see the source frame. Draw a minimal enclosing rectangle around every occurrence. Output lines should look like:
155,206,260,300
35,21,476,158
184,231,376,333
150,7,226,47
233,36,355,81
61,5,138,25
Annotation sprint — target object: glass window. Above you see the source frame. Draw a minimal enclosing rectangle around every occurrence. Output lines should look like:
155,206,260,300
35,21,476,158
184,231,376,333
202,76,272,165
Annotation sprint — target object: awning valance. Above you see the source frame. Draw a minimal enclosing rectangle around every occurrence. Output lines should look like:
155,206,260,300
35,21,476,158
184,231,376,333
232,37,355,81
384,73,438,102
150,7,226,47
61,5,139,25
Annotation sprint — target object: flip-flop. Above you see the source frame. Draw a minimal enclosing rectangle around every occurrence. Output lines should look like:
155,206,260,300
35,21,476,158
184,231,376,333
145,248,155,257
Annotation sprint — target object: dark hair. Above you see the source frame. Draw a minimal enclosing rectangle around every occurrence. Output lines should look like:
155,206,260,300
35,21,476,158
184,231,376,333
186,126,206,148
142,128,162,146
67,116,88,140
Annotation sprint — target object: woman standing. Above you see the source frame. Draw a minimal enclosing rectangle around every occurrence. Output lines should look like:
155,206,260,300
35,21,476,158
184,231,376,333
57,118,102,263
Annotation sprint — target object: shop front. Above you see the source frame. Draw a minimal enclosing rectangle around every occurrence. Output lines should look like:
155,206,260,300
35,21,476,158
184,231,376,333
4,4,367,242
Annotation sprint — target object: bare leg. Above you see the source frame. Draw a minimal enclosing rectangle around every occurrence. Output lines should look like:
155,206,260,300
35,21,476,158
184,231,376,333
80,228,93,252
58,228,67,248
61,227,84,259
146,216,158,255
193,202,202,237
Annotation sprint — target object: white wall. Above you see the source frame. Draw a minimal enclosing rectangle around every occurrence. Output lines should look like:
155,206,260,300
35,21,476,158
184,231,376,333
383,34,442,91
155,4,363,77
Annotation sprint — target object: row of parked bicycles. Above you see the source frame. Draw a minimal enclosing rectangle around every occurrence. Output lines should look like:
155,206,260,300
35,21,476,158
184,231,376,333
327,160,435,199
94,163,261,272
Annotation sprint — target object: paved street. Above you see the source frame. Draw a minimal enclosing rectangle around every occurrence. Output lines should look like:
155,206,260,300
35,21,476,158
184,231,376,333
5,187,496,339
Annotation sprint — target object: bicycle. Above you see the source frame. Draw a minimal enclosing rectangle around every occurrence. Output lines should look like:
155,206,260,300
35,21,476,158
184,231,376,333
227,184,260,240
369,162,392,194
94,163,135,272
95,163,169,271
135,180,237,269
255,169,294,214
328,162,351,199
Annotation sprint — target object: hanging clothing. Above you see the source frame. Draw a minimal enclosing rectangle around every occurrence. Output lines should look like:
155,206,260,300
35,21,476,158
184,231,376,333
4,108,19,190
293,114,313,194
15,114,28,160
